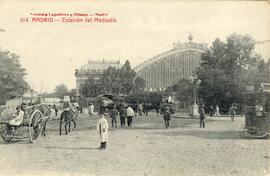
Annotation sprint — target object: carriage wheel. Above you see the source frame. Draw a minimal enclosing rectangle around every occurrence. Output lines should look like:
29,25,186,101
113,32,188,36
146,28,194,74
28,110,43,143
0,124,13,142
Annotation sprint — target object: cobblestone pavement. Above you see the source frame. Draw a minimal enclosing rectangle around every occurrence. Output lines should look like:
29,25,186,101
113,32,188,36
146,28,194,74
0,112,269,176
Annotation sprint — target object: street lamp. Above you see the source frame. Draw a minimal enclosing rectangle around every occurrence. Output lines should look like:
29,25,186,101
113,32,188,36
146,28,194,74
188,74,201,117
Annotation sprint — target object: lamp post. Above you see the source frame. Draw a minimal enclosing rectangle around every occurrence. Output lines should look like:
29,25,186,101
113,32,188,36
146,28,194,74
189,75,201,117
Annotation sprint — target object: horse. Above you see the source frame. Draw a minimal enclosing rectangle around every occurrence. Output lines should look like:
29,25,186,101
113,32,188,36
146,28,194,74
59,108,78,135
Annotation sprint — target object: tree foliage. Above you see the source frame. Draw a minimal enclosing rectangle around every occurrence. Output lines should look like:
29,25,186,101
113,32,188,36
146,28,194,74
125,90,163,108
54,84,69,99
196,33,269,112
0,49,29,104
81,60,145,97
170,79,193,103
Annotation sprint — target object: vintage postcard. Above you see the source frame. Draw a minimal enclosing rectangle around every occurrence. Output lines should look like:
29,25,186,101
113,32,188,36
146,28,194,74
0,1,269,176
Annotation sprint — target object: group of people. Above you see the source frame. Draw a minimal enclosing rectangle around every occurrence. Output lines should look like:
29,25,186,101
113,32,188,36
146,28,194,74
95,105,135,150
136,103,149,116
88,102,149,128
109,105,135,128
209,105,220,117
198,104,238,128
93,102,241,150
96,104,173,150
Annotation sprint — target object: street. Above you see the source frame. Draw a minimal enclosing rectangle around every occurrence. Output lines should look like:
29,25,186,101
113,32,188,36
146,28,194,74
0,112,269,176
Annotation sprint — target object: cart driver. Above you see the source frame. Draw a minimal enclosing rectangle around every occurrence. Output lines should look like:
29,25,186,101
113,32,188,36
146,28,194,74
9,106,24,126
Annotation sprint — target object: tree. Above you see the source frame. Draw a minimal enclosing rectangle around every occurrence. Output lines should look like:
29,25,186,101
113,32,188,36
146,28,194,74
133,77,145,91
0,49,29,105
196,33,268,112
54,84,69,99
120,60,136,94
69,88,77,102
42,92,56,98
171,79,193,103
80,60,145,97
81,78,105,97
125,91,163,108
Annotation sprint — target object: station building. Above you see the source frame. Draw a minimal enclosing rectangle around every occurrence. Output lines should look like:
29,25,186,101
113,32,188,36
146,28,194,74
75,59,122,95
134,36,207,91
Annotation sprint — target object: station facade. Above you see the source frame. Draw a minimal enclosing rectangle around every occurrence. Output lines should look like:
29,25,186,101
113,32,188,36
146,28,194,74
75,59,122,95
135,38,207,91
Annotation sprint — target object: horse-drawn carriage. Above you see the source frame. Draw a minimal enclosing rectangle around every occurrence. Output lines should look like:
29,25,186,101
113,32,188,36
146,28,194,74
0,104,51,143
95,94,118,114
240,84,270,138
159,96,176,115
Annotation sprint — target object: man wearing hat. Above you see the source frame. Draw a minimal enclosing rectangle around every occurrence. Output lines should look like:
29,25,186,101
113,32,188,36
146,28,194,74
199,104,206,128
163,106,171,129
109,104,118,128
119,105,126,127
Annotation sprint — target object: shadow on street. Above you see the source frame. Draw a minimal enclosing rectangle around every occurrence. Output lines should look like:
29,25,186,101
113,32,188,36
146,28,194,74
151,130,253,140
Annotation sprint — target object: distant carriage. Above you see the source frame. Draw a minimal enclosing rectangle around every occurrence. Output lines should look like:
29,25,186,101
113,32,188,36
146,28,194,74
0,104,52,143
159,96,176,115
96,94,116,114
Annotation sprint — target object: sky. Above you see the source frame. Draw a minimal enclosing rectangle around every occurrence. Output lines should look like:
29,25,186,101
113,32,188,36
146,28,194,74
0,0,269,93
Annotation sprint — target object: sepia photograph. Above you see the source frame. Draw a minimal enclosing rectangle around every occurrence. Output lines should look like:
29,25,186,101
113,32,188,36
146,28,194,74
0,0,269,176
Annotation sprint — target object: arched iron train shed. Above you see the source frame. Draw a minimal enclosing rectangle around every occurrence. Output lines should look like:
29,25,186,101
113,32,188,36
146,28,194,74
134,41,207,91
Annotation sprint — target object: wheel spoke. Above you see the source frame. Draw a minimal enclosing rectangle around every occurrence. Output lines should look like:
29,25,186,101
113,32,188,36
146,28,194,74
29,110,43,143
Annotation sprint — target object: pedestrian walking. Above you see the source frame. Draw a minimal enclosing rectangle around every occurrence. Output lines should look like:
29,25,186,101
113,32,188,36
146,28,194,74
126,106,135,126
119,105,126,127
109,105,118,128
155,105,160,116
143,103,148,116
53,104,58,116
199,104,205,128
229,105,236,121
210,105,214,117
163,106,171,129
96,113,109,150
88,103,94,117
138,103,143,116
214,105,220,116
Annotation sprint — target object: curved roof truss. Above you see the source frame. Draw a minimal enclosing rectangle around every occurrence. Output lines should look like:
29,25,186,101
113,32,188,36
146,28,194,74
135,42,207,73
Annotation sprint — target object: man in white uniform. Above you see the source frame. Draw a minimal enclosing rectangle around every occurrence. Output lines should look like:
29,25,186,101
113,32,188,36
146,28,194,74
96,113,109,150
